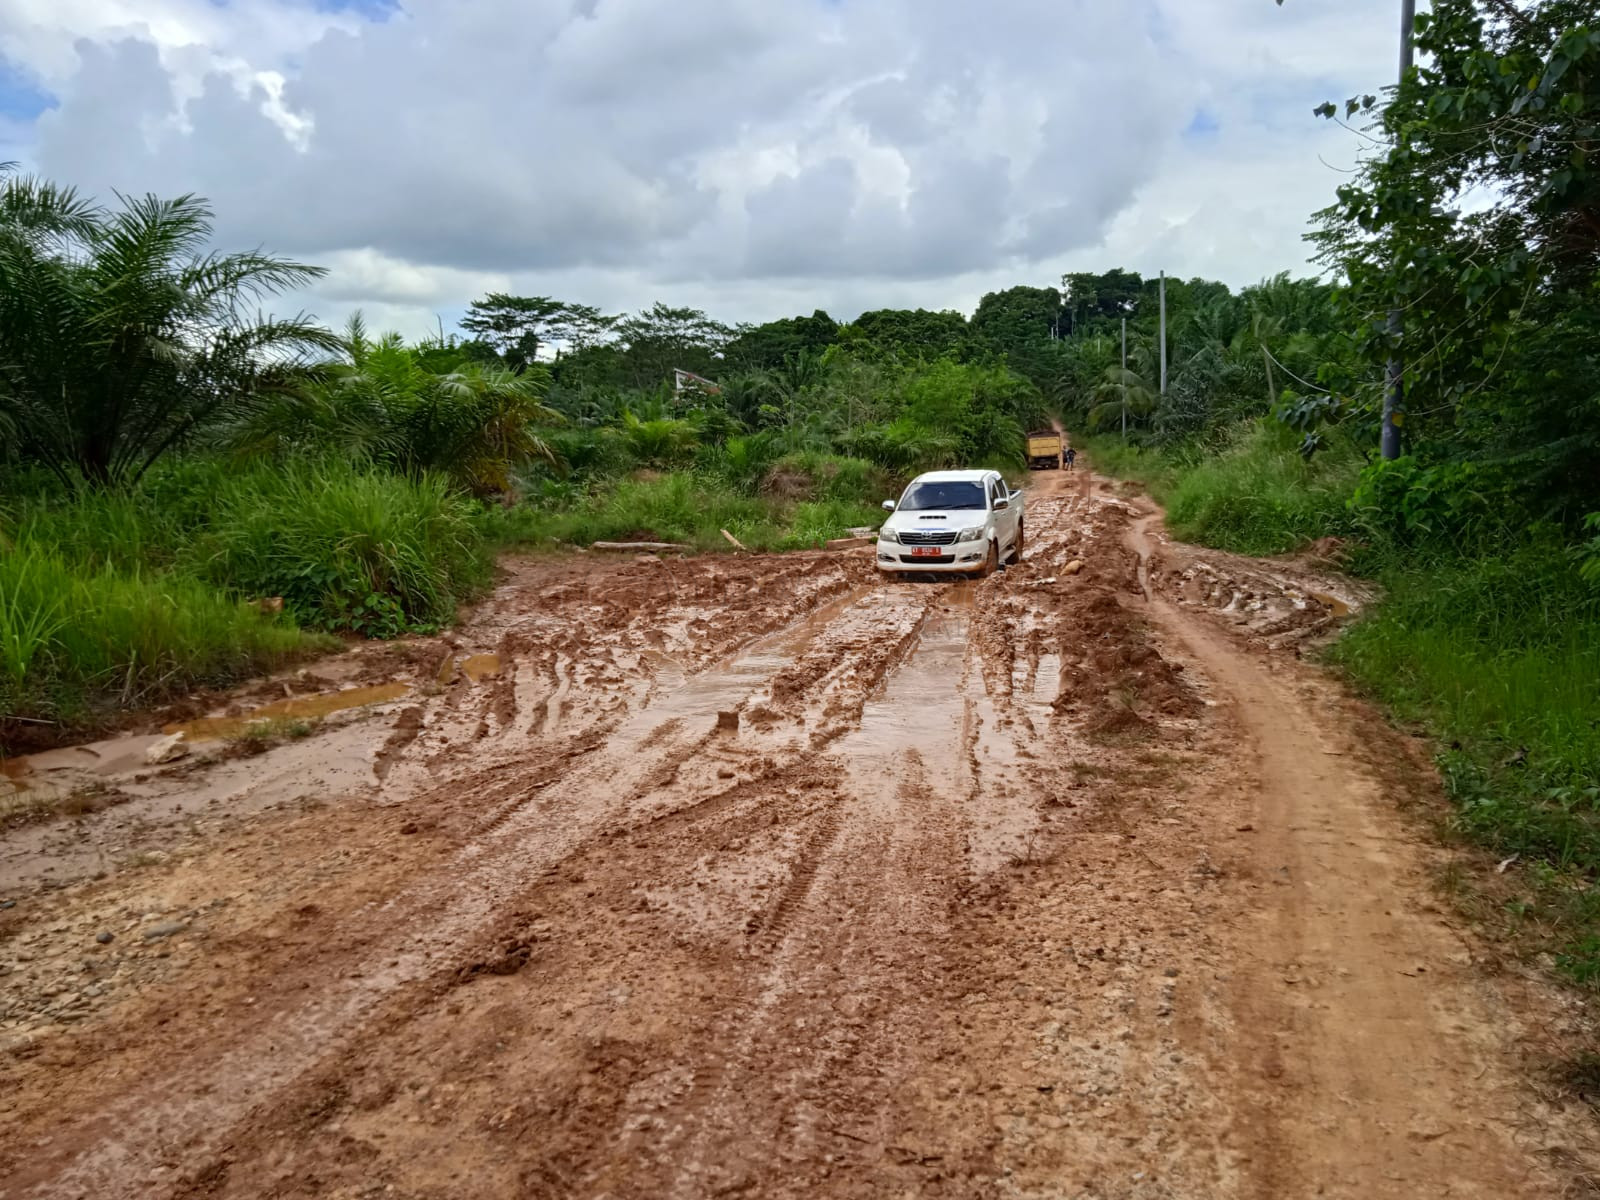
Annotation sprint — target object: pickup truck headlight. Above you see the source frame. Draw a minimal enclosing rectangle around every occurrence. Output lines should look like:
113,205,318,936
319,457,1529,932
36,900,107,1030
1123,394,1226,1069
879,528,901,545
956,525,986,542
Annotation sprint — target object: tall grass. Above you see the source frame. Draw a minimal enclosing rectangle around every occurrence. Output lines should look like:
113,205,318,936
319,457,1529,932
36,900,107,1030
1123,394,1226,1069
1083,423,1359,555
1164,431,1360,555
1327,545,1600,857
1,458,489,737
0,551,68,689
194,462,489,636
0,539,314,726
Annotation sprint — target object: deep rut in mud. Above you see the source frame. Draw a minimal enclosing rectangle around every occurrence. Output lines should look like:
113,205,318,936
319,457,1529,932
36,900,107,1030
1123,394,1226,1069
2,468,1598,1199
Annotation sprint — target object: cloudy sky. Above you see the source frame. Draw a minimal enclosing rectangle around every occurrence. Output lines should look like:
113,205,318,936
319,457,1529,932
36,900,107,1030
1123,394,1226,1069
1,0,1400,337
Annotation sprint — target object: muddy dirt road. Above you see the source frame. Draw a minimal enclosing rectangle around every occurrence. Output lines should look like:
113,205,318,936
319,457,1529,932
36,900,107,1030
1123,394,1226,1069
2,468,1597,1199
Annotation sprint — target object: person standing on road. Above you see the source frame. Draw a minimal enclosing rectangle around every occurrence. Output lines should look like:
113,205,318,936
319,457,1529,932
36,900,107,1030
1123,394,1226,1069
1064,447,1076,471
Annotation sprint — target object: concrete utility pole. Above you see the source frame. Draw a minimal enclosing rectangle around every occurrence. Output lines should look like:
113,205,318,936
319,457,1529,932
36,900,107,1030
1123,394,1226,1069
1382,0,1418,461
1159,271,1168,398
1121,317,1128,440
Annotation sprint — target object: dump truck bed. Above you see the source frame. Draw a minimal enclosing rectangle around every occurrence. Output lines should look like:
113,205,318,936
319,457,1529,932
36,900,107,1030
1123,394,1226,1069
1025,431,1062,469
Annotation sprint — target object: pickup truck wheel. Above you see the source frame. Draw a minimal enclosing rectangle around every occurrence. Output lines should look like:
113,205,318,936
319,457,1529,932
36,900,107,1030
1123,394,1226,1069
1008,522,1024,564
979,541,999,578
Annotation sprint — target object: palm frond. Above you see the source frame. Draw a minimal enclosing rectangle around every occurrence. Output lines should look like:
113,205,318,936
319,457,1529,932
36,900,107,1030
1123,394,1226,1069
180,251,328,306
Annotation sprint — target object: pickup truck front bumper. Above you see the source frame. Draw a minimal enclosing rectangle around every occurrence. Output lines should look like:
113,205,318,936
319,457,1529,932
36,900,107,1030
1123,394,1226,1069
874,542,990,573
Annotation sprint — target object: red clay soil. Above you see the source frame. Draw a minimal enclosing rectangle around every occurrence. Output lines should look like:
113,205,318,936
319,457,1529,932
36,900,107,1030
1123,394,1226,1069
1,467,1597,1199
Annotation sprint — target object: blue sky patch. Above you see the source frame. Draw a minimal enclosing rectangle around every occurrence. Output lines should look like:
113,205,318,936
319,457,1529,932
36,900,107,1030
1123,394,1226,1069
314,0,403,18
0,58,56,121
1184,108,1220,138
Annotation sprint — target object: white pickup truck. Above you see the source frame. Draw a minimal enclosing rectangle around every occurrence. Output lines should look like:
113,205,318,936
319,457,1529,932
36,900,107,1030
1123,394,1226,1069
875,470,1024,577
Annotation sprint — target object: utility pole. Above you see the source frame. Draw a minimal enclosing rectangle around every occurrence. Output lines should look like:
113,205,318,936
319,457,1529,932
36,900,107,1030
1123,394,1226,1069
1121,316,1128,440
1159,271,1168,398
1382,0,1417,461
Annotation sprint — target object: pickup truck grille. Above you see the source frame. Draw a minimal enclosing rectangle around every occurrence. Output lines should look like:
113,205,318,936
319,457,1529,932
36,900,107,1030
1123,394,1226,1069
898,530,959,546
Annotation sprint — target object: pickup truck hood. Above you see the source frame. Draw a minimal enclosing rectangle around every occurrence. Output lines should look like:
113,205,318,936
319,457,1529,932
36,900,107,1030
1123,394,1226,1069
882,510,987,535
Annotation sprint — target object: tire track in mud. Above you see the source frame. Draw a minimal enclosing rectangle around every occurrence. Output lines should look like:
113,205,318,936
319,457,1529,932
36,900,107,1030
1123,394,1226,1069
642,587,982,1198
2,580,927,1200
743,800,848,951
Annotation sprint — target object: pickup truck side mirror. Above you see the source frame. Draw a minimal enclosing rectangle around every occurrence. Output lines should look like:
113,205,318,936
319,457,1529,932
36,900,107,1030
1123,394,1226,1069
993,498,1010,511
881,500,896,512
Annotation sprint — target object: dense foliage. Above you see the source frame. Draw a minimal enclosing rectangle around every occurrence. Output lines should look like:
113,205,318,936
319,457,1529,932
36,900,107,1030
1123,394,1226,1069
0,165,337,487
1301,0,1600,541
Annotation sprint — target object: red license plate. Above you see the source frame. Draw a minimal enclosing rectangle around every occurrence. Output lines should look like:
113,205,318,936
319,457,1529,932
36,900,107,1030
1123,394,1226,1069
910,546,944,558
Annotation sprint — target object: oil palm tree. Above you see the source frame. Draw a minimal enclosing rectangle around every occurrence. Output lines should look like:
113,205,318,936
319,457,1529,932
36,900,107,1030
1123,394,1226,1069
1087,364,1159,433
227,314,563,497
0,165,339,487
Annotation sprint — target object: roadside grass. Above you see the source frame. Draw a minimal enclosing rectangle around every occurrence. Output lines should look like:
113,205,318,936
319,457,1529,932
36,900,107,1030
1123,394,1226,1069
483,471,883,553
1324,544,1600,983
1081,422,1361,555
1074,435,1184,501
1082,421,1600,986
0,536,317,732
777,499,886,550
0,457,486,742
192,461,490,637
759,451,892,505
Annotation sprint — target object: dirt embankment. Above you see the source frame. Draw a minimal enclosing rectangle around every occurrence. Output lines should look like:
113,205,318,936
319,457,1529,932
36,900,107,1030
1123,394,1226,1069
1,467,1596,1199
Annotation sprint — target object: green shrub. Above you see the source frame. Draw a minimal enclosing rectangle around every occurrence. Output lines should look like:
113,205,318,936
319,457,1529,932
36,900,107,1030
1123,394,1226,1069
191,462,489,636
762,452,889,505
619,412,701,467
542,426,632,481
695,432,783,494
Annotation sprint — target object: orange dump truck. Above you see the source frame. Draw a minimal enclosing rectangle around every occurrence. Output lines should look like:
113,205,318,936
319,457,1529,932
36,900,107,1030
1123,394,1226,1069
1026,429,1063,470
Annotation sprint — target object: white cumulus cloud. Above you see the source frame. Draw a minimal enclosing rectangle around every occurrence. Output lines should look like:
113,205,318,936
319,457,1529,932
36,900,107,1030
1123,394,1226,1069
1,0,1405,336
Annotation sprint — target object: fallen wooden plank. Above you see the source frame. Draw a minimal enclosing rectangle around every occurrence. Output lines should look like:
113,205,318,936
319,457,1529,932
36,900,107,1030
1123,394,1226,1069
591,541,691,553
721,529,748,551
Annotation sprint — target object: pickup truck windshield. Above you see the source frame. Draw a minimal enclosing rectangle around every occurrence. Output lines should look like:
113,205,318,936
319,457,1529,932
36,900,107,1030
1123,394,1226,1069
899,481,987,511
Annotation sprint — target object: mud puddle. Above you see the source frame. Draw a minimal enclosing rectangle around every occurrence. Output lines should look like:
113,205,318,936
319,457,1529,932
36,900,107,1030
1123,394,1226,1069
0,721,389,893
436,653,502,685
1,756,31,797
839,583,974,802
636,586,876,733
164,682,411,741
